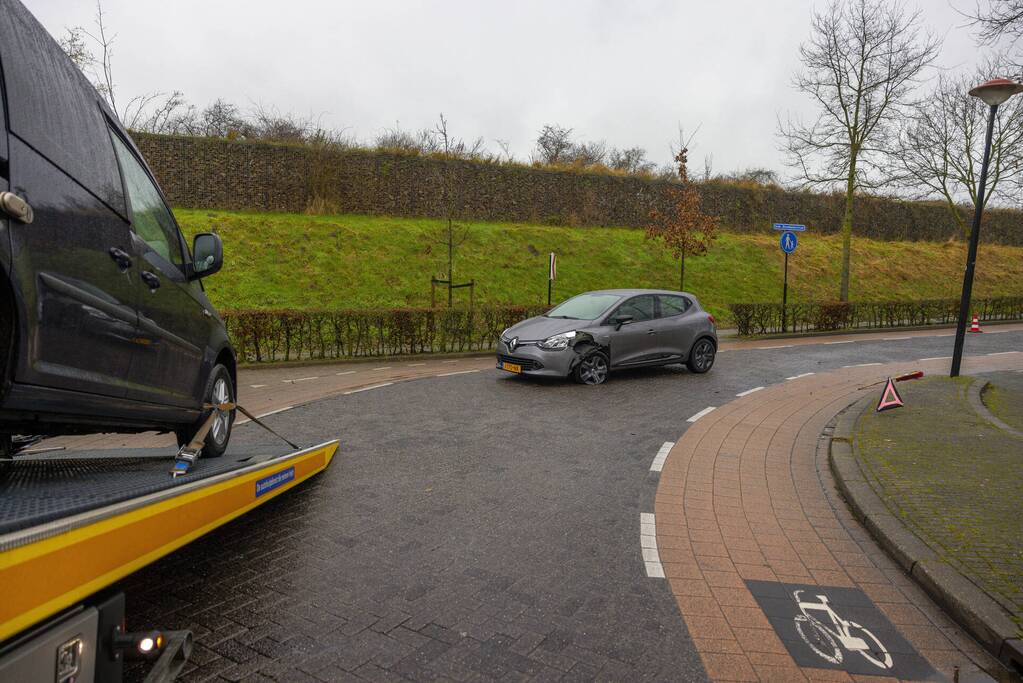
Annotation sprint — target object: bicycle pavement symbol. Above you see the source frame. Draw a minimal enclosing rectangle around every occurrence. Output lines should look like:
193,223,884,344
744,580,939,679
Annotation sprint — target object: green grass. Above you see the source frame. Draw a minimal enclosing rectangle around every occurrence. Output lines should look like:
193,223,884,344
176,209,1023,323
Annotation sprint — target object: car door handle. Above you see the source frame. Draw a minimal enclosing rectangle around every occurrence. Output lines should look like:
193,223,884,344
0,192,33,224
108,247,133,271
140,271,161,291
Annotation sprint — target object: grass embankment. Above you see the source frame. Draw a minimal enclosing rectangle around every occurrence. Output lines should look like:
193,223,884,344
856,376,1023,636
176,209,1023,323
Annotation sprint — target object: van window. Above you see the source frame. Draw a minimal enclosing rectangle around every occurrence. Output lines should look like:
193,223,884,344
110,132,183,268
0,2,124,214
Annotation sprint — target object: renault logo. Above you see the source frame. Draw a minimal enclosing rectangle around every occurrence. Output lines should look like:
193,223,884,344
508,337,518,352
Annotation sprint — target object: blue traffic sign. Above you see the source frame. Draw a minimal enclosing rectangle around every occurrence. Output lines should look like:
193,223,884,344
773,223,807,231
780,230,798,254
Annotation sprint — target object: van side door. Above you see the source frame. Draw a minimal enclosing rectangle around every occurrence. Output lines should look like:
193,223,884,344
109,131,207,408
0,3,137,398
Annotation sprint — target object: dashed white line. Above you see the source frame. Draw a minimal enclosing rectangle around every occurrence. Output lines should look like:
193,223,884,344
649,441,674,472
408,363,426,366
843,362,882,368
335,370,356,376
250,384,267,388
883,336,913,341
918,356,951,362
785,372,815,380
238,405,294,424
437,369,480,377
736,386,764,397
987,351,1021,356
372,366,392,371
687,406,716,423
640,513,664,578
757,344,794,350
343,382,394,395
824,340,855,345
443,360,460,364
283,376,318,383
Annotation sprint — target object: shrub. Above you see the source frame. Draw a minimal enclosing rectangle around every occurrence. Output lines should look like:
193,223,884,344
729,297,1023,336
223,305,548,363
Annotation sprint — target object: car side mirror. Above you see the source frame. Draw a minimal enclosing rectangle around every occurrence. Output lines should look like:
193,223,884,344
189,233,223,280
611,315,634,331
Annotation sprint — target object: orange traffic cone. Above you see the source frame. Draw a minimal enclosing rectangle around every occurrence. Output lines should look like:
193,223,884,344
969,314,982,333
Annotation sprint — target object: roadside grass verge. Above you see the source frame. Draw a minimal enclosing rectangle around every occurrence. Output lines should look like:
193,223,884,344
176,209,1023,323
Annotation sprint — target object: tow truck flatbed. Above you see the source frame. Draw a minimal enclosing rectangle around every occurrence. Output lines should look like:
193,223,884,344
0,440,338,680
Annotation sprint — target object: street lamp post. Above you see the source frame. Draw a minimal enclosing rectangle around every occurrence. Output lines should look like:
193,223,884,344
950,78,1023,378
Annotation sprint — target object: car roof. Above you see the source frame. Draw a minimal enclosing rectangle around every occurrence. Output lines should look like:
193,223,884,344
578,289,697,298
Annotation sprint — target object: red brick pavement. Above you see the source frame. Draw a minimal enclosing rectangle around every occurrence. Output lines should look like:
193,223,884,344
654,355,1023,682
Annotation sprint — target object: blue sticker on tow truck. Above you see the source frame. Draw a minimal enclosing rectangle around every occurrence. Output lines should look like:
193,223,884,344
255,467,295,497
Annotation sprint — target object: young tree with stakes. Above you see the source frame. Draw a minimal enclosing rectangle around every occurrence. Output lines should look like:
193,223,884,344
646,147,718,292
778,0,940,301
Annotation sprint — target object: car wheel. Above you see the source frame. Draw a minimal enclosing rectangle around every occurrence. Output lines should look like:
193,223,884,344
573,350,609,385
177,364,235,458
686,338,716,374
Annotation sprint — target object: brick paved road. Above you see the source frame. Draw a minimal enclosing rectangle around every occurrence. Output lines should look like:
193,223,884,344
107,329,1023,681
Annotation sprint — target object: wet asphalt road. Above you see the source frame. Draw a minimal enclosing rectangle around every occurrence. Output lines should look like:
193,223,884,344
119,330,1022,682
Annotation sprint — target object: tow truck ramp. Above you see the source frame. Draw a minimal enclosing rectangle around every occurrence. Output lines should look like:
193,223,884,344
0,440,338,682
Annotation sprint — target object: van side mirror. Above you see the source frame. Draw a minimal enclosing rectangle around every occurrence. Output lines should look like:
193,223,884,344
610,314,634,331
189,233,223,280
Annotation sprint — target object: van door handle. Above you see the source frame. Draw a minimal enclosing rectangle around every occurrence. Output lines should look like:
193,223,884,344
108,247,133,271
140,271,161,291
0,192,33,224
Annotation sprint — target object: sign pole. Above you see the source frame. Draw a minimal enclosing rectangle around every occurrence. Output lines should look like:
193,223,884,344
547,252,556,306
782,251,789,333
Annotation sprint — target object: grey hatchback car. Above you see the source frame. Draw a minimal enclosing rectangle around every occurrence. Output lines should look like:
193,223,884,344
496,289,718,385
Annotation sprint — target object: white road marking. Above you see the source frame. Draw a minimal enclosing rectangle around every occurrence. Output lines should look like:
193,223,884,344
443,360,460,363
933,334,955,338
757,344,794,350
372,366,392,371
786,372,815,380
649,441,674,472
918,356,951,362
408,362,426,366
250,384,267,388
687,406,716,423
824,340,855,345
437,369,480,377
344,382,394,395
883,336,913,341
987,351,1021,356
640,513,664,578
736,386,764,397
843,362,882,368
238,405,295,425
336,370,356,376
283,376,318,383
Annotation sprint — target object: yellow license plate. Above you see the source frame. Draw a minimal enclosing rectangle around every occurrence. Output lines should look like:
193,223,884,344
501,362,522,374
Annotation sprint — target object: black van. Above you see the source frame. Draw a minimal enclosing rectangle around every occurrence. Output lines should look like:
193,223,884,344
0,0,236,459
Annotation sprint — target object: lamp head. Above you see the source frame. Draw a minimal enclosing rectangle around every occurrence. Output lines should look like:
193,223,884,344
969,78,1023,107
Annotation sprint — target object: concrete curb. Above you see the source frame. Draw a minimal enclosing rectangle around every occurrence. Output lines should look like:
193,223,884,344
968,379,1023,439
828,394,1023,675
739,318,1023,341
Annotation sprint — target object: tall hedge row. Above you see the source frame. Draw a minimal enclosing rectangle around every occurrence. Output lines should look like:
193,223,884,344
134,133,1023,245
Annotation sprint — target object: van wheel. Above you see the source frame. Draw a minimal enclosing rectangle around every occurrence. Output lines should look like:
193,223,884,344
176,364,235,458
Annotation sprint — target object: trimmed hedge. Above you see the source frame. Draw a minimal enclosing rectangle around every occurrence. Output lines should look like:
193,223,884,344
134,133,1023,245
729,297,1023,336
224,305,548,363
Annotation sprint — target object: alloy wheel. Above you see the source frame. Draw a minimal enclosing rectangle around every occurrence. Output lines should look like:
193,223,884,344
210,377,231,445
693,340,714,371
579,354,608,385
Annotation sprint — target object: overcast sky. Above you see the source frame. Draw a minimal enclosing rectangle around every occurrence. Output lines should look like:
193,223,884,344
29,0,997,178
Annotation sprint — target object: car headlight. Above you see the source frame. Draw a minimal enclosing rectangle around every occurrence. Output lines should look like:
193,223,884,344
538,331,577,350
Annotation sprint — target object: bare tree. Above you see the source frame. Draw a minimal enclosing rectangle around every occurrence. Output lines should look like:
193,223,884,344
534,124,574,164
896,58,1023,235
433,114,472,307
702,154,714,182
778,0,940,300
968,0,1023,46
609,147,655,174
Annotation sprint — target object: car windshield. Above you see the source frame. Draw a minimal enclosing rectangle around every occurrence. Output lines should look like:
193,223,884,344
546,293,622,320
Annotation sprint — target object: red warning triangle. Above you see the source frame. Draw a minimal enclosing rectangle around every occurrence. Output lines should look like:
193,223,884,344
876,377,904,412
